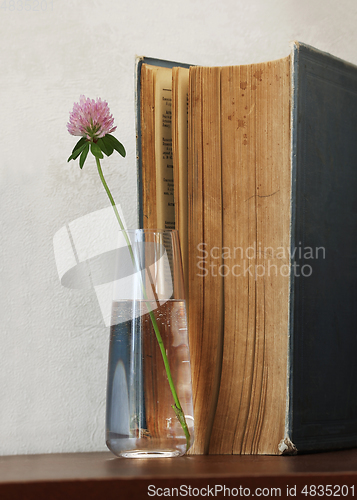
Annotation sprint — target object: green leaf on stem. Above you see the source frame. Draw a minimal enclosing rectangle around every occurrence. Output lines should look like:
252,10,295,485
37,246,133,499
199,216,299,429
71,137,87,154
106,134,126,157
67,141,88,162
79,143,89,169
97,137,114,157
101,135,114,156
90,142,103,159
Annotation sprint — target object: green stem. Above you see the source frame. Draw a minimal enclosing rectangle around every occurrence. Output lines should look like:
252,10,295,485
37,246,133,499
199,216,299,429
96,157,190,451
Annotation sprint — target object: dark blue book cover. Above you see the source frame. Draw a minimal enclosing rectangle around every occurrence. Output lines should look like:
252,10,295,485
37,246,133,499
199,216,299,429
288,42,357,452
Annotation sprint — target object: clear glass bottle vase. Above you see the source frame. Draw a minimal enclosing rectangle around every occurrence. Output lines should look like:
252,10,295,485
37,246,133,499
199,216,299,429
106,229,194,458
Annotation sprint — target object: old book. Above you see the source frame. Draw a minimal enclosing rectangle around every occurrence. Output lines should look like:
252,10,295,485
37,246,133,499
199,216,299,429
137,58,191,231
172,67,189,293
206,56,291,455
139,62,174,230
136,43,357,455
187,66,225,454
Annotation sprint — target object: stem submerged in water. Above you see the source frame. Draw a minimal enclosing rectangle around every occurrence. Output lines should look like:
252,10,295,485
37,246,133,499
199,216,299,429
96,157,190,451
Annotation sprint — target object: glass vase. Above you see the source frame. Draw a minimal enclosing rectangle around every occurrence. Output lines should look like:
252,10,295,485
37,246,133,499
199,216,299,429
106,229,194,458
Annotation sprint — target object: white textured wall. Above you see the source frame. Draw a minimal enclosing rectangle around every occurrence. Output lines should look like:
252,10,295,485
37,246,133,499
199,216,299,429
0,0,356,456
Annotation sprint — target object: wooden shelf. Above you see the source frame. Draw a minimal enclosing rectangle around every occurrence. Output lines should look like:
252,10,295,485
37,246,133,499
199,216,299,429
1,449,357,499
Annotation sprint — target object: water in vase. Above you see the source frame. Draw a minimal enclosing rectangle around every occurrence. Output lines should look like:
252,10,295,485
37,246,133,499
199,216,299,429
106,299,194,458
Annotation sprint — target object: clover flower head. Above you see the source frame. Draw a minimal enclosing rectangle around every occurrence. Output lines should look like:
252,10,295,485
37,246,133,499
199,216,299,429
67,96,125,169
67,95,117,141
